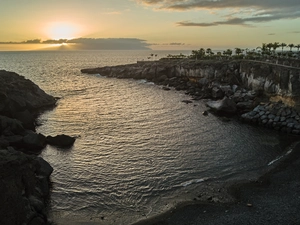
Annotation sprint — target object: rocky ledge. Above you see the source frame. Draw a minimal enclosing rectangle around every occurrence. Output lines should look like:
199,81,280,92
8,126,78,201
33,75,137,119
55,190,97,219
81,59,300,134
0,70,75,225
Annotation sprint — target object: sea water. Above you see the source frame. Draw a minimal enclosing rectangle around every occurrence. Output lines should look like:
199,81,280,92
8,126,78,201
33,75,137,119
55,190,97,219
0,50,293,224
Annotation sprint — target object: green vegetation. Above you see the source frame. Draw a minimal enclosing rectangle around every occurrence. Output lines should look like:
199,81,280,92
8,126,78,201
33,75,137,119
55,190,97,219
166,42,300,61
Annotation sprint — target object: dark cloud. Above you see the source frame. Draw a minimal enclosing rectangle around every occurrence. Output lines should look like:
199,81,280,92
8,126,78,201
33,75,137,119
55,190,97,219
0,38,151,50
137,0,300,10
68,38,150,50
136,0,300,27
42,39,68,44
0,39,42,44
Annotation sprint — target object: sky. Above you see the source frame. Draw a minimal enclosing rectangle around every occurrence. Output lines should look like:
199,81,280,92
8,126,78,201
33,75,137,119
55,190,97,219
0,0,300,51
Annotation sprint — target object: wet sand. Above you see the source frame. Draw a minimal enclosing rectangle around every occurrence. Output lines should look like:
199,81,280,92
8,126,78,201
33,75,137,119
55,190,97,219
133,141,300,225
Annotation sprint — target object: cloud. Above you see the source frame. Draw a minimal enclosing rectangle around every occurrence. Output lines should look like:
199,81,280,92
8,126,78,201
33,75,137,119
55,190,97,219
67,38,151,50
149,42,186,46
135,0,300,27
169,42,185,45
0,38,151,50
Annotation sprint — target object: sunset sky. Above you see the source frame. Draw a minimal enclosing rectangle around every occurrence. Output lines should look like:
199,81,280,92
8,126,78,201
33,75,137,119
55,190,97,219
0,0,300,51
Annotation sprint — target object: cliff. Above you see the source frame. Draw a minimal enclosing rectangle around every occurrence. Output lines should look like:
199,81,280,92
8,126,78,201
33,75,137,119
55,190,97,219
81,59,300,108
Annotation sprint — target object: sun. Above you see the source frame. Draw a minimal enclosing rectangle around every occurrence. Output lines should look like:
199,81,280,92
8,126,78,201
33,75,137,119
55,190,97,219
45,22,81,40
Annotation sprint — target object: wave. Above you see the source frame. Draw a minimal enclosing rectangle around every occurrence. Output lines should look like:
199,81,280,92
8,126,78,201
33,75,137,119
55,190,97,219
178,178,206,187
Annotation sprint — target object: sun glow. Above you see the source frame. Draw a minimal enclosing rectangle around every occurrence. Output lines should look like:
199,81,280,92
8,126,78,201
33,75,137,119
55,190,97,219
45,22,81,40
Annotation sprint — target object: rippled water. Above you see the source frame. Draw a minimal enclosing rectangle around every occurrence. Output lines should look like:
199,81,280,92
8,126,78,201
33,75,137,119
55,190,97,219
0,50,293,224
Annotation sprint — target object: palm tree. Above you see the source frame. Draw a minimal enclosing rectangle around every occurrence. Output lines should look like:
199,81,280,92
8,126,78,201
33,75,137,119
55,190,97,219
223,49,233,58
206,48,214,57
280,43,287,53
288,44,295,51
295,44,300,52
190,48,206,59
235,48,243,55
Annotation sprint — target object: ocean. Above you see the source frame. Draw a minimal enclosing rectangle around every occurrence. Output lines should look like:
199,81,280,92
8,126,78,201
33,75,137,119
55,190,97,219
0,50,293,225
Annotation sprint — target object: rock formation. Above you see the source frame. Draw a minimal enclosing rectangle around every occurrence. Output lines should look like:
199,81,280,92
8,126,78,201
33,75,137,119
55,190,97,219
0,70,74,225
0,149,53,225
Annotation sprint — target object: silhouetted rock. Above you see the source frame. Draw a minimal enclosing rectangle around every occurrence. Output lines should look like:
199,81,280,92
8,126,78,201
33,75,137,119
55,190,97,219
0,149,52,225
23,131,47,153
46,134,75,148
0,70,56,128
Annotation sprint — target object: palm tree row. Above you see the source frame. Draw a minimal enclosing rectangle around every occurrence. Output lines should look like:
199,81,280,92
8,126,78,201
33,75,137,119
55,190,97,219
166,42,300,60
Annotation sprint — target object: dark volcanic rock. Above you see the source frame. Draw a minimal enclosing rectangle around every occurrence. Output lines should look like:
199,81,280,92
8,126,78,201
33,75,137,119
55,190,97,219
0,149,52,225
0,70,56,123
23,131,47,153
0,70,58,224
46,134,76,148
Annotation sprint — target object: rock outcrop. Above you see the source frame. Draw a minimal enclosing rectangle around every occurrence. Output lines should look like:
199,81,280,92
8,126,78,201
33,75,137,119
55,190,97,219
0,70,71,224
0,70,57,130
46,134,76,148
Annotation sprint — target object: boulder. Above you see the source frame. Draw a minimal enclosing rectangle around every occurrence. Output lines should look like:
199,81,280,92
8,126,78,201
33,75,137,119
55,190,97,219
206,97,237,115
46,134,75,148
212,87,224,99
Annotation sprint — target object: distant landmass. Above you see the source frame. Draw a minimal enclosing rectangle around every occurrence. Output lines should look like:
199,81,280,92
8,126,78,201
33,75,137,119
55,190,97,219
0,38,151,50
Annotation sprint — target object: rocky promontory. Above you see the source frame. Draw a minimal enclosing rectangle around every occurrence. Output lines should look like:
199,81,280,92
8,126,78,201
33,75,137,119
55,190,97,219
81,59,300,133
0,70,74,225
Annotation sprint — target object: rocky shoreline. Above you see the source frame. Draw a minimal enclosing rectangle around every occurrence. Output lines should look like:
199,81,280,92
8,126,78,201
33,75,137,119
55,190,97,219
0,70,75,225
81,59,300,134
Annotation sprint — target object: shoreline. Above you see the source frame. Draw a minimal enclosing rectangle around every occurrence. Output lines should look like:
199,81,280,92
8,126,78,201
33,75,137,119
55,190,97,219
80,60,300,225
132,141,300,225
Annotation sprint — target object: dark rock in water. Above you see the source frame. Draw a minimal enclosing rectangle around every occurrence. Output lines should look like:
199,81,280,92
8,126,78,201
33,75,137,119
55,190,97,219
203,111,208,116
46,134,76,148
206,97,237,115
